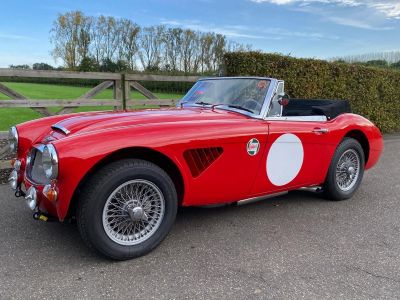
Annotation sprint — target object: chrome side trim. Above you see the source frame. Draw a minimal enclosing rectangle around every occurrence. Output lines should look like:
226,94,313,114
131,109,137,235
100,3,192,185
51,124,70,135
265,116,328,122
236,191,288,206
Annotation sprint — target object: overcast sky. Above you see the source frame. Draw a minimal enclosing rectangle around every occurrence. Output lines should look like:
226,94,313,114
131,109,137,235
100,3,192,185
0,0,399,67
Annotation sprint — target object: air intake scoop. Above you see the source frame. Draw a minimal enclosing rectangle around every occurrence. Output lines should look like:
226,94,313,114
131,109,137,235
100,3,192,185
183,147,223,177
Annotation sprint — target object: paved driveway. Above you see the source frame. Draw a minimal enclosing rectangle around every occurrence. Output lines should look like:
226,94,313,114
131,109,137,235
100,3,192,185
1,136,399,299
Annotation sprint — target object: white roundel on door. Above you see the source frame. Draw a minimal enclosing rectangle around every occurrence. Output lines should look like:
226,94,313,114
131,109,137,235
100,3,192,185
266,133,304,186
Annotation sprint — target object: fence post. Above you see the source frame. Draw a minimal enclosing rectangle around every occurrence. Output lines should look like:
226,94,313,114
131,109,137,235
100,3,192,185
113,77,123,110
121,73,127,110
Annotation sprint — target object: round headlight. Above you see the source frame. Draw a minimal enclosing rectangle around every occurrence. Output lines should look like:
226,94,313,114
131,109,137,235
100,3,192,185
42,144,59,179
8,126,18,154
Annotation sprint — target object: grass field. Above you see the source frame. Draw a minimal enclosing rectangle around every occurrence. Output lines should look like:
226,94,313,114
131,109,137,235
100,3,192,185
0,82,185,131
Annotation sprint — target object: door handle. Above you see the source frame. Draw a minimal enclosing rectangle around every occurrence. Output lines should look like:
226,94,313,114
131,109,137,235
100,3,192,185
313,127,329,134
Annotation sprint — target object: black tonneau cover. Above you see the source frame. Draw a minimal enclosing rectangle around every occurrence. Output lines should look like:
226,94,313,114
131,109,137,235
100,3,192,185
282,99,351,120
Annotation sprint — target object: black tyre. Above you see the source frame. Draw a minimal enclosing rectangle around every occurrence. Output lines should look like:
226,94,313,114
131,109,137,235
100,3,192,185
324,138,365,201
76,159,177,260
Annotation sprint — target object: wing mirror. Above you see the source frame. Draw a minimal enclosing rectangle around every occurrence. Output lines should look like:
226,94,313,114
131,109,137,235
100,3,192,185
278,94,290,106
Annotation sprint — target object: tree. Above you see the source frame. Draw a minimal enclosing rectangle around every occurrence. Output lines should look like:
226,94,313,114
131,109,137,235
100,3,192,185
333,59,346,64
99,58,130,72
164,27,183,72
212,34,227,72
118,19,140,70
78,56,99,72
227,41,252,52
50,11,92,69
138,25,165,70
49,10,251,74
115,59,130,72
332,51,400,65
197,33,215,73
364,60,389,68
33,63,54,70
180,29,199,73
91,15,121,65
9,64,30,70
391,61,400,69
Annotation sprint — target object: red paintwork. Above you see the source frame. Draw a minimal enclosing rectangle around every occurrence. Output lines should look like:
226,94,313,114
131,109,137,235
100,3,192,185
15,107,383,221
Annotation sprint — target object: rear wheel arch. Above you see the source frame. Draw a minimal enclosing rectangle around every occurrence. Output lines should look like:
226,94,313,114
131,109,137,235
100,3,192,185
68,147,185,219
344,129,369,165
324,137,365,200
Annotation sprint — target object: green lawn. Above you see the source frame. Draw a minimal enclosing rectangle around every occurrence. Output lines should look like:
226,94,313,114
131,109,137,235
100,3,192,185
0,82,184,131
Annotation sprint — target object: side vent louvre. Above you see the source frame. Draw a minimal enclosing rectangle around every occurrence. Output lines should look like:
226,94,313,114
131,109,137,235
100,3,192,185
183,147,223,178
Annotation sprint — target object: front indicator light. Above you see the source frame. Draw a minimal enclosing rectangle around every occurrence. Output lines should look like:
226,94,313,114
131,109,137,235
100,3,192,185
43,185,58,202
10,159,21,171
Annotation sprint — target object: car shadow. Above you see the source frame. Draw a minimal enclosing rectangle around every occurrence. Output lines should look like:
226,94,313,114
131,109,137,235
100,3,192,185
176,189,325,219
6,189,327,264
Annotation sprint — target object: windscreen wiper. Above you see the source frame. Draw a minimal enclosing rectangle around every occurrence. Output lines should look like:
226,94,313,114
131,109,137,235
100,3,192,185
226,105,254,114
195,101,213,106
194,102,254,114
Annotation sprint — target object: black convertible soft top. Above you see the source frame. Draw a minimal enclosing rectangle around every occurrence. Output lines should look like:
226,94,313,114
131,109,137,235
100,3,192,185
282,99,351,120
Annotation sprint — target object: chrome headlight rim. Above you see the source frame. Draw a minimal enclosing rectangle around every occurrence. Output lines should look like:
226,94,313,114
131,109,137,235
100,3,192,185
8,126,19,154
42,144,59,180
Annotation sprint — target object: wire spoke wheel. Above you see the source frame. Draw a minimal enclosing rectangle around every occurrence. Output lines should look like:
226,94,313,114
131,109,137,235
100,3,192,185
335,149,360,192
102,179,165,246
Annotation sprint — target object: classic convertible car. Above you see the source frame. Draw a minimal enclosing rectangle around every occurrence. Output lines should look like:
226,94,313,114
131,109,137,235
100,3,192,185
7,77,383,260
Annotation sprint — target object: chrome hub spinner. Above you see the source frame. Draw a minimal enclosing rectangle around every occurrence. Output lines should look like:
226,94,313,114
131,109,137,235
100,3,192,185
127,206,148,222
348,166,356,179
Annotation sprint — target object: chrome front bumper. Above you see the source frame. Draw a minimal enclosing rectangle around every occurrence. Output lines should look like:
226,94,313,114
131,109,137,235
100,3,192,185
9,159,39,211
25,186,38,210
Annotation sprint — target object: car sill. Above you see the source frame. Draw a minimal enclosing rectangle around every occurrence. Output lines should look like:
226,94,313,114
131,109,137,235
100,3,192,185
236,191,288,206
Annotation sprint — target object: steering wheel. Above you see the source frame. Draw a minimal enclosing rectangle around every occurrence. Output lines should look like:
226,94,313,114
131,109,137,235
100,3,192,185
243,99,262,112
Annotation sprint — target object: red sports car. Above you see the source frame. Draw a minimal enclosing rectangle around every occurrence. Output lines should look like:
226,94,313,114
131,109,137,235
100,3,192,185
7,77,383,260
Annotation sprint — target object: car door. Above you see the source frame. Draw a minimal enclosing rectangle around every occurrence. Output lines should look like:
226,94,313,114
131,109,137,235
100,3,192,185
250,119,333,196
179,117,269,206
250,81,333,196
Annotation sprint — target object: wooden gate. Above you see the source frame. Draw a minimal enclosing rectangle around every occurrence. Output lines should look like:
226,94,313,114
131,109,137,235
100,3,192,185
0,69,198,169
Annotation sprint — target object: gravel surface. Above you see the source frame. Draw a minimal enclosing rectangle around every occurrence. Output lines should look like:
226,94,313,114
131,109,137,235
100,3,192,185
0,139,12,159
0,168,11,184
0,135,399,299
0,139,11,184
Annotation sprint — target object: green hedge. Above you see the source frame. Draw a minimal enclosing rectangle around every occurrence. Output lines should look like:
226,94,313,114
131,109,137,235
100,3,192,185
224,51,400,133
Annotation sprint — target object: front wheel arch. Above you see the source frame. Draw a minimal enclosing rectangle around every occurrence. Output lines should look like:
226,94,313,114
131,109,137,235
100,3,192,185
76,158,178,260
68,147,185,220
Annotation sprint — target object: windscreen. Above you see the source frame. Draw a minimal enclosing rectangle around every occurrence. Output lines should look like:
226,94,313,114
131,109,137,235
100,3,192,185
182,78,270,115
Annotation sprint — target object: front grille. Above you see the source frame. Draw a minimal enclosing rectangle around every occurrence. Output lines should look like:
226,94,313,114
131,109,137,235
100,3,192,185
26,145,50,185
